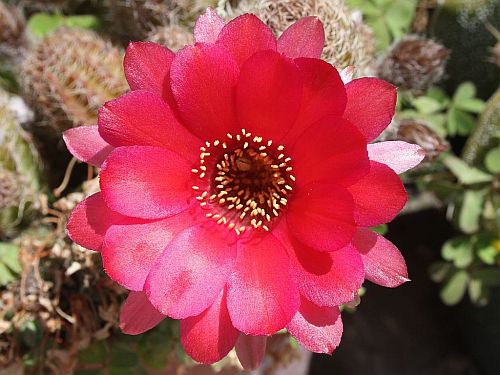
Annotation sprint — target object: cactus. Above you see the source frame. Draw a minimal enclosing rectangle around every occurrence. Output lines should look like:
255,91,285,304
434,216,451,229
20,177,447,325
217,0,375,73
22,27,128,133
462,89,500,166
147,24,194,51
0,2,27,64
377,35,450,94
0,91,41,238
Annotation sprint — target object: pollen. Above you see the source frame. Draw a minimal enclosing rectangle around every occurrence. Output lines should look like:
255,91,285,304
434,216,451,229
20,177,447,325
192,130,295,235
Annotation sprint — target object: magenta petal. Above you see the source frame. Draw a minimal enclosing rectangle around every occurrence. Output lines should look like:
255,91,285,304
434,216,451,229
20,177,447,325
100,146,193,220
235,334,267,370
120,291,165,335
343,78,397,142
180,287,239,364
285,59,346,143
287,297,342,354
278,17,325,59
236,50,303,141
277,225,365,307
102,211,193,291
227,235,299,335
194,7,225,43
67,192,130,251
353,228,409,288
63,126,113,167
291,117,368,188
123,41,174,100
145,225,236,319
171,43,239,139
217,14,276,67
368,141,425,174
287,184,357,252
347,161,407,226
98,90,200,160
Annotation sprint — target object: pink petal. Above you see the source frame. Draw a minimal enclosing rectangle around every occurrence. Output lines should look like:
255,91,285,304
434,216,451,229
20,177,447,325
180,287,239,364
277,17,325,59
290,116,368,188
98,90,200,161
235,335,267,370
347,161,407,226
287,184,356,252
145,224,236,319
102,210,194,291
353,228,409,287
120,291,165,335
100,146,193,219
284,58,346,143
217,14,276,67
227,234,299,335
194,7,225,43
170,43,239,140
277,225,364,307
368,141,425,174
123,41,174,101
287,297,342,354
236,50,302,141
63,126,113,167
67,192,130,251
343,78,397,142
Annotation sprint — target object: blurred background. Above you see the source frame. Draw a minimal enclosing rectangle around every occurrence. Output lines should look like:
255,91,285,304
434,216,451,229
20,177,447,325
0,0,499,374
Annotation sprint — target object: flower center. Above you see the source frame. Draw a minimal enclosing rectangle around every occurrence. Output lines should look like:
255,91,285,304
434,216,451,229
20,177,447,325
192,129,295,235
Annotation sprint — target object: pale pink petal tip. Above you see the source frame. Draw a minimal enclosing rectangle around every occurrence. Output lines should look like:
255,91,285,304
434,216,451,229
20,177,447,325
235,334,267,370
63,126,113,167
120,291,165,335
287,298,343,354
339,66,355,84
368,141,425,174
353,228,409,288
194,7,225,43
277,16,325,59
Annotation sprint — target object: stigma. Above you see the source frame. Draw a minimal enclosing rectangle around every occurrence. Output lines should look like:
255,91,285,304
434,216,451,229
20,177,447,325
191,129,295,235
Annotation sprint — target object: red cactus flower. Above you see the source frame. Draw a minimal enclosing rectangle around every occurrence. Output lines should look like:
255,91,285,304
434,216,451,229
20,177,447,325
64,8,424,367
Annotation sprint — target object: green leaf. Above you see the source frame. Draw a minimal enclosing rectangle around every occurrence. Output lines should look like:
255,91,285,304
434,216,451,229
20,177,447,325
0,243,21,286
27,13,65,37
458,190,485,234
385,2,415,39
412,96,443,114
27,13,99,38
468,278,489,306
484,147,500,174
440,269,469,306
78,341,107,365
442,154,493,184
429,261,453,283
477,245,497,265
448,107,475,136
426,87,450,106
370,17,391,51
453,82,476,102
371,224,388,235
19,320,43,348
64,15,99,30
470,269,500,286
454,98,486,113
441,237,473,268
